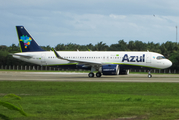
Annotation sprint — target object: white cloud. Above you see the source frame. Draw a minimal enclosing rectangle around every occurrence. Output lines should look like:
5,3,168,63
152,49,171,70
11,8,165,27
0,0,179,46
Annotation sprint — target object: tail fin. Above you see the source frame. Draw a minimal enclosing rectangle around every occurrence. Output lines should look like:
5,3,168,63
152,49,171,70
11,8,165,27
16,26,45,52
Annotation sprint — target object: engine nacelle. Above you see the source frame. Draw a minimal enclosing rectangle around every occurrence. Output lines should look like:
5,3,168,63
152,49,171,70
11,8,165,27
102,64,119,75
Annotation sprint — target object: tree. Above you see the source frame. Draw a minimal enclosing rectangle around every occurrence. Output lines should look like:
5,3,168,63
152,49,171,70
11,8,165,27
94,41,108,51
55,44,66,51
8,44,20,53
86,43,94,51
147,42,161,53
0,51,9,65
128,41,136,51
109,40,127,51
169,50,179,70
40,45,51,51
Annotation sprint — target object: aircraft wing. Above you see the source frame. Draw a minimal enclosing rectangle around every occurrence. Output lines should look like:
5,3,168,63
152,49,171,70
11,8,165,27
52,48,102,65
10,53,33,58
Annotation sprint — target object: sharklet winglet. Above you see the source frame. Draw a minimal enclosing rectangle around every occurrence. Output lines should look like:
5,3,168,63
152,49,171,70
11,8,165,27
52,48,68,60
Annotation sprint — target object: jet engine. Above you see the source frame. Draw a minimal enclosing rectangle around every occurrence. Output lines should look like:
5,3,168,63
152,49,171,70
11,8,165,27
102,64,120,75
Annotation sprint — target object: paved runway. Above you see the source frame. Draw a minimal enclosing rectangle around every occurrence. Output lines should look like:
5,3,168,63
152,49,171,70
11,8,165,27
0,71,179,82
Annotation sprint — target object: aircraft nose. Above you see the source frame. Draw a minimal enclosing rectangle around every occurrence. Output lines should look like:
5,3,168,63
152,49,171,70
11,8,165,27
167,59,172,68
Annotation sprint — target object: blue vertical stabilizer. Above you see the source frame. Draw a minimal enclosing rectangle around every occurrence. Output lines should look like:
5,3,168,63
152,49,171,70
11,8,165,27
16,26,45,52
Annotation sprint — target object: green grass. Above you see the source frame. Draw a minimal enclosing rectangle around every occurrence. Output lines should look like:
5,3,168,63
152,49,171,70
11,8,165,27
1,81,179,120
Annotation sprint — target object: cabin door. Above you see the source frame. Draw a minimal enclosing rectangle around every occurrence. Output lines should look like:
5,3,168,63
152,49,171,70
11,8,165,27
146,53,151,65
41,53,47,65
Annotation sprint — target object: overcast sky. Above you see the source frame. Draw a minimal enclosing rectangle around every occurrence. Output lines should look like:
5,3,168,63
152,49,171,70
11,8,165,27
1,0,179,47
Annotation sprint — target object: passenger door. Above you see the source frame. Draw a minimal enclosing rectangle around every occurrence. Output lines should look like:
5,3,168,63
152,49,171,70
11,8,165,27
146,53,151,65
41,53,47,65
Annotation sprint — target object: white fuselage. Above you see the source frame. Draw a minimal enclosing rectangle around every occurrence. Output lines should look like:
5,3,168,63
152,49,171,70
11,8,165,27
13,51,172,69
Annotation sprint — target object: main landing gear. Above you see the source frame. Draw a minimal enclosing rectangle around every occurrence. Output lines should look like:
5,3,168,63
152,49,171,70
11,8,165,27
88,72,94,77
96,72,102,77
88,66,102,78
88,72,102,78
148,70,152,78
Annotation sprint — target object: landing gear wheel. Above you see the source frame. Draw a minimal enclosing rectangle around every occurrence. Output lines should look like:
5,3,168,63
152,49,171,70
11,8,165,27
88,72,94,78
148,74,152,78
96,72,102,77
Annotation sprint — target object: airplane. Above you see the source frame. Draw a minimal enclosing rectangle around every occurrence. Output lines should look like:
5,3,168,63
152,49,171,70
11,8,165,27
12,26,172,78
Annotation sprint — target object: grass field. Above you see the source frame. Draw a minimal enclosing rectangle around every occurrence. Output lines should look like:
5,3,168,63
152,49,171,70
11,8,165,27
1,81,179,120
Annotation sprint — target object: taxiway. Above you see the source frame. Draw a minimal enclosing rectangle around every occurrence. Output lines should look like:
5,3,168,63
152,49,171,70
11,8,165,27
0,71,179,82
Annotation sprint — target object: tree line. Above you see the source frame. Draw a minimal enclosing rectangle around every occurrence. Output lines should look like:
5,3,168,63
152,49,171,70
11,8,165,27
0,40,179,70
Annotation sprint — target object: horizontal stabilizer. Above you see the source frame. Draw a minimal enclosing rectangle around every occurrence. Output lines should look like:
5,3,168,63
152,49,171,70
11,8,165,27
11,53,33,58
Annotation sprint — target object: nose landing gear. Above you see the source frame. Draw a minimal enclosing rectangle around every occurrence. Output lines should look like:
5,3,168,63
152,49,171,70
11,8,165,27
148,70,152,78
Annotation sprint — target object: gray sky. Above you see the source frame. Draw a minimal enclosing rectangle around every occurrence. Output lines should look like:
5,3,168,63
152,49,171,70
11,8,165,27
1,0,179,47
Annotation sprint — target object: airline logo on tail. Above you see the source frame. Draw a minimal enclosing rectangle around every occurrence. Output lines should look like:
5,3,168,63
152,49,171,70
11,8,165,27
20,35,32,48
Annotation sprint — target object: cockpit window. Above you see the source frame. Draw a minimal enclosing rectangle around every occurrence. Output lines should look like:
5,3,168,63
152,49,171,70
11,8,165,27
156,56,165,60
